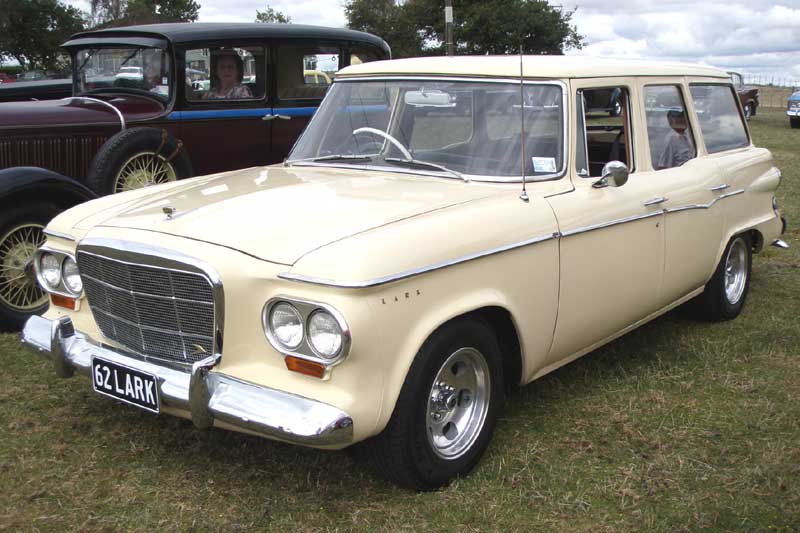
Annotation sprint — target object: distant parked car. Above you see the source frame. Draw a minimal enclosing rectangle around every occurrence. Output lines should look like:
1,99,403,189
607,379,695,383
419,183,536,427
0,22,390,331
788,90,800,129
728,71,759,120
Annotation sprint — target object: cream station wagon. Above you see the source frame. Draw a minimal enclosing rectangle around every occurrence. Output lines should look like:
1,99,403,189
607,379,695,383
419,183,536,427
21,56,789,490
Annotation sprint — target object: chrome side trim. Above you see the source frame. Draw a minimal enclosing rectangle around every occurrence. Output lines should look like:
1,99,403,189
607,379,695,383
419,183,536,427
643,196,668,206
560,211,662,238
43,229,76,242
76,238,225,362
20,316,354,447
663,189,746,214
62,97,126,132
279,231,560,288
709,183,729,192
719,188,745,200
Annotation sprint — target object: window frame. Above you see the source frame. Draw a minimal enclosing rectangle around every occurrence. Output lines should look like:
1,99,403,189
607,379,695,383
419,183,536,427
575,85,636,179
273,41,344,107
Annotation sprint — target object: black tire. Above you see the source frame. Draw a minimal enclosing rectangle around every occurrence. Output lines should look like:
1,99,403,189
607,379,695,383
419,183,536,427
361,318,504,490
86,127,193,196
791,118,800,129
689,233,752,321
0,202,61,331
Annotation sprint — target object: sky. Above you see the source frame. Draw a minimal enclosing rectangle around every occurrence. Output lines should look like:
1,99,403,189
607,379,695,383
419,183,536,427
61,0,800,81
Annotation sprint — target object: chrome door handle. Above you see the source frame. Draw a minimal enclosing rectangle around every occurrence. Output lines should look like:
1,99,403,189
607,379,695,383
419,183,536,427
262,114,291,121
644,196,668,206
709,183,730,192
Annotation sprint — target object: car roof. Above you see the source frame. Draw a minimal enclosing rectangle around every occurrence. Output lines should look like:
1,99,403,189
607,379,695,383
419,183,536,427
337,55,729,80
64,22,390,52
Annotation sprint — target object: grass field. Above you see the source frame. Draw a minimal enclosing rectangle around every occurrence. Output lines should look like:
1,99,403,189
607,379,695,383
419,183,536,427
1,108,798,531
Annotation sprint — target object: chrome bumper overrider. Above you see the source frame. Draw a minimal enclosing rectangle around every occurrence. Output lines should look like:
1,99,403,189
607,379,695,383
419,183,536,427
20,315,354,447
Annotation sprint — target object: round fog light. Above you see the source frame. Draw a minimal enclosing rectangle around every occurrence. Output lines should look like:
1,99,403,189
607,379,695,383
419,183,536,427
62,257,83,295
308,310,343,359
40,253,62,289
269,302,303,349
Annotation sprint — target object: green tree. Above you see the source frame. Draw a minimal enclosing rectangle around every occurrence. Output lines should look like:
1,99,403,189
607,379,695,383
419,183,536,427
345,0,423,58
255,5,291,23
0,0,85,71
345,0,583,58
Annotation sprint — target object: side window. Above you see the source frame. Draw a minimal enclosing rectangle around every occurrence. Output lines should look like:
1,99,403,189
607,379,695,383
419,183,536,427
277,45,339,101
644,85,696,170
690,85,749,153
349,46,383,66
185,46,265,101
577,87,632,177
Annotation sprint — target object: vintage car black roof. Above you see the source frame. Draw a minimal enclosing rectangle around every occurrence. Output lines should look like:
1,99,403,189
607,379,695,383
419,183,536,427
63,23,390,53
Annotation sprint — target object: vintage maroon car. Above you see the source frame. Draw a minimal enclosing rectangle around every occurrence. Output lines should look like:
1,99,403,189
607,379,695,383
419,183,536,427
728,71,759,120
0,23,389,330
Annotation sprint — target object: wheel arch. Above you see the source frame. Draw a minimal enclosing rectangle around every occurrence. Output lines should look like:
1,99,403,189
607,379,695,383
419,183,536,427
0,167,97,213
374,293,523,436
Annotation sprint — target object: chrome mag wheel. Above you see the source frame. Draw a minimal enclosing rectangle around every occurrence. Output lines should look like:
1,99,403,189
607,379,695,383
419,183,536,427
427,346,491,459
0,223,47,312
724,237,748,305
114,151,177,193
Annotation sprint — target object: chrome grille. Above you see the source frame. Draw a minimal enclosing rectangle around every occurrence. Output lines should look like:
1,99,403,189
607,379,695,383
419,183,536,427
77,251,216,364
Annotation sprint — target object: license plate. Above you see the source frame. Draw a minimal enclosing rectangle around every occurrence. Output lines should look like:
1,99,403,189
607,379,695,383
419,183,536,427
91,357,160,413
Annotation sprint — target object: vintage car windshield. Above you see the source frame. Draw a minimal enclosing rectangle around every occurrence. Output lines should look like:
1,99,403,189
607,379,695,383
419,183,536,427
289,79,565,181
76,47,171,98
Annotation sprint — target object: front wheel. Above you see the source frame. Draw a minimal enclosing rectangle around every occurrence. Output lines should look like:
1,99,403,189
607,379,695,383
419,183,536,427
689,233,752,321
361,318,504,490
0,202,60,331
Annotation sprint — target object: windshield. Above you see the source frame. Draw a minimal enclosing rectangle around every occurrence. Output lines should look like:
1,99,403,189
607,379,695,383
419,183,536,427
288,79,565,181
76,47,171,97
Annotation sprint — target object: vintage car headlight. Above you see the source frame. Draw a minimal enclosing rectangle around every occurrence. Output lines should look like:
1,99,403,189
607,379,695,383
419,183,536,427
308,310,344,359
39,253,62,289
62,257,83,295
268,302,303,349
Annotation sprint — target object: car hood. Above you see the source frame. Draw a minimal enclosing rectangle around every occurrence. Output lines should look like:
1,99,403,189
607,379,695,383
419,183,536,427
78,165,503,265
0,94,164,129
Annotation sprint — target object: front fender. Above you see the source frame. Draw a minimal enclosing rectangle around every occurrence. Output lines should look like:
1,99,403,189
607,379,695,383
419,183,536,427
0,167,97,208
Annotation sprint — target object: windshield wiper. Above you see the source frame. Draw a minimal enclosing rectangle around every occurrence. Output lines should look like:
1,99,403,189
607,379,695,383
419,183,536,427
385,158,468,182
284,154,375,166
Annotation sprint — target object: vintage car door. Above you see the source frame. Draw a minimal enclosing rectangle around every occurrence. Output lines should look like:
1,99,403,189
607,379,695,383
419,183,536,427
546,81,666,364
639,82,724,304
172,44,271,175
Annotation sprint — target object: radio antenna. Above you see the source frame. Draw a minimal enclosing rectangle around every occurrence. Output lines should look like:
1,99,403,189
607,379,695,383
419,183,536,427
518,46,529,202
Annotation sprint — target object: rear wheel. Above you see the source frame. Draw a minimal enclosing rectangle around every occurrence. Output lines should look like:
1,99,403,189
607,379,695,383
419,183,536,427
361,318,504,490
689,234,752,321
0,202,59,331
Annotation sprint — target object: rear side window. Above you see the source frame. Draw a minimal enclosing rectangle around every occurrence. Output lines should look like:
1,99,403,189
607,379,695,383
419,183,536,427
644,85,696,170
689,85,749,153
185,46,265,101
277,45,339,101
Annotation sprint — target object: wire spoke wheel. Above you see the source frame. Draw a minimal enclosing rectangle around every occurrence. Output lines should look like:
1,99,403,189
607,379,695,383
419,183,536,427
114,151,177,193
426,347,491,460
0,223,47,312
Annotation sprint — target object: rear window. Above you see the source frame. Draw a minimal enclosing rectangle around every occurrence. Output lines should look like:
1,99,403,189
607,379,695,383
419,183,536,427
689,85,749,153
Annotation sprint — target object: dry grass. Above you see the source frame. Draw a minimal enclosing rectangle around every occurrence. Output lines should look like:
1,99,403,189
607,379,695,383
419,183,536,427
1,108,798,531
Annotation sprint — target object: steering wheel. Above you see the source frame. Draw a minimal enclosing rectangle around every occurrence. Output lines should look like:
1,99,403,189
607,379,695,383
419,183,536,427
352,127,412,160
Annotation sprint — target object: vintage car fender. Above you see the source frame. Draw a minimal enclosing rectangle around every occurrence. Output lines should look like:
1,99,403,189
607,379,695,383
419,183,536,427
0,166,97,209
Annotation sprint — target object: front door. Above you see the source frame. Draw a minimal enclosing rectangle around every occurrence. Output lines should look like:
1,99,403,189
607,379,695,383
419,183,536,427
175,44,271,175
546,81,665,364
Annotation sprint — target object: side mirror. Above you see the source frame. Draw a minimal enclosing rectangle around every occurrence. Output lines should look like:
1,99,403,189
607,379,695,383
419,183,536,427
592,161,629,189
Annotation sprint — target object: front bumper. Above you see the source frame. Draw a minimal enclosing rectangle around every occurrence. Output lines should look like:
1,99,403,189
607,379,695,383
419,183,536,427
788,108,800,116
20,315,354,447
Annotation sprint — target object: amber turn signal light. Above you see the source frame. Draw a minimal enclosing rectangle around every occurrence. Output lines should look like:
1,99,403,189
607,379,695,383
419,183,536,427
285,356,326,379
51,294,76,310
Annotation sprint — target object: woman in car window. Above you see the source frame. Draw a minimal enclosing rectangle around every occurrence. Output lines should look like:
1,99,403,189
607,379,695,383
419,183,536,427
207,49,253,99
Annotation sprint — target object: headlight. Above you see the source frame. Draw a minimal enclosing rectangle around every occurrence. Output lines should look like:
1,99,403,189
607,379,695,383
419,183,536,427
62,257,83,295
268,302,303,349
39,253,62,289
308,310,343,359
